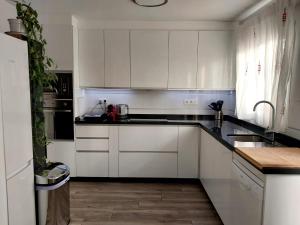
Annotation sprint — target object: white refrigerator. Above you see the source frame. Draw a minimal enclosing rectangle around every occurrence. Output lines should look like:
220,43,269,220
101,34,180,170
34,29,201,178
0,33,36,225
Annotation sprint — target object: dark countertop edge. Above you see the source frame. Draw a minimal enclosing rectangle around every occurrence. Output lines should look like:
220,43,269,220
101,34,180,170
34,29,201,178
75,120,201,126
75,114,300,175
261,167,300,174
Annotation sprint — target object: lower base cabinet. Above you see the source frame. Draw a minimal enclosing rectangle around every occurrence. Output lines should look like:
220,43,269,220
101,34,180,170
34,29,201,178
76,152,109,177
47,141,76,177
119,152,178,178
74,125,198,178
200,129,233,225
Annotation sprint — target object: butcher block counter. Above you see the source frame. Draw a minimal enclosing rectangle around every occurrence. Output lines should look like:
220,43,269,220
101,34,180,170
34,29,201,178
235,147,300,174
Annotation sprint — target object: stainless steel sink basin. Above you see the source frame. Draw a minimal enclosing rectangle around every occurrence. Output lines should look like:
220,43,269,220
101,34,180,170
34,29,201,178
227,134,267,142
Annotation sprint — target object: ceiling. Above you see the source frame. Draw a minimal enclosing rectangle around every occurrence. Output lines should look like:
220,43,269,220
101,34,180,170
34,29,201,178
29,0,260,21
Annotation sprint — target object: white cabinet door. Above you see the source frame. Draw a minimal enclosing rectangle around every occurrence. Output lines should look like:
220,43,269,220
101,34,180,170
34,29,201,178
131,30,169,88
47,141,76,177
197,31,235,90
119,152,177,178
75,125,109,138
78,29,105,87
76,152,108,177
0,61,8,225
43,24,73,70
200,129,233,225
75,139,109,152
0,35,33,177
105,30,130,88
7,161,35,225
119,126,178,152
169,31,198,89
178,126,198,178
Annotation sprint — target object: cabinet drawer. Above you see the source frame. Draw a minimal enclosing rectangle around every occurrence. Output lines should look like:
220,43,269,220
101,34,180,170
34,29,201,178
75,126,109,138
76,139,108,152
119,152,177,178
76,152,108,177
119,126,178,152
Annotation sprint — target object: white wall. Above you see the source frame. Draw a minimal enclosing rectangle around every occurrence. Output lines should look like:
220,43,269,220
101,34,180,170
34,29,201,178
0,0,16,33
76,89,236,116
286,3,300,139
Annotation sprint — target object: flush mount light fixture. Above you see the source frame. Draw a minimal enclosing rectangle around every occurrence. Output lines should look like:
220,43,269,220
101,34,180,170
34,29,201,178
132,0,168,7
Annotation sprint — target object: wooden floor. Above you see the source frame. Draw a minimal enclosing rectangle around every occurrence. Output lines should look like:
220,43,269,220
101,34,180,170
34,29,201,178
69,181,223,225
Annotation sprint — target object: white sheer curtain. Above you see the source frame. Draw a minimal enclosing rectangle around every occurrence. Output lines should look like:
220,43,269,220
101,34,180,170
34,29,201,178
236,0,296,131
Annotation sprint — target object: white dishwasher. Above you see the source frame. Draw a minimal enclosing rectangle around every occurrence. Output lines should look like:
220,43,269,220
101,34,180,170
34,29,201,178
231,153,264,225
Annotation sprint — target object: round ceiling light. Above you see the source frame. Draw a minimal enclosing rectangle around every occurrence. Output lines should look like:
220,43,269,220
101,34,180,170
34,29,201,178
132,0,168,7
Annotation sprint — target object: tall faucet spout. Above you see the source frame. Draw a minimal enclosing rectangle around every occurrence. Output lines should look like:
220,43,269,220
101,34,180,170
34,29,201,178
253,100,275,131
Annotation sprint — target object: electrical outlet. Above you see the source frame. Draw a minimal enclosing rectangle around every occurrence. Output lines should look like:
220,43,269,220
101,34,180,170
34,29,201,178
184,99,198,105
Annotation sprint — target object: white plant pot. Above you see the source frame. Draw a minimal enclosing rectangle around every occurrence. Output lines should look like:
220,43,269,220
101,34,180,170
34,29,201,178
8,18,25,33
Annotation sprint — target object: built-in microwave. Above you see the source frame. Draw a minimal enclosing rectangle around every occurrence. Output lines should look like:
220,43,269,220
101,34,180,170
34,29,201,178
43,72,74,140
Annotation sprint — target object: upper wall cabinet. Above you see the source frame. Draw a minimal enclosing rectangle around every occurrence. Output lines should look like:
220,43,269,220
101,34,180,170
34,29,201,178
197,31,235,90
168,31,198,89
78,29,105,87
43,24,73,71
130,30,169,89
104,30,131,88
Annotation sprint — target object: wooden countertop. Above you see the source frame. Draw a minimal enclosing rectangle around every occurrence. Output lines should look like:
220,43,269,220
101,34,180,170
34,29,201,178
235,147,300,172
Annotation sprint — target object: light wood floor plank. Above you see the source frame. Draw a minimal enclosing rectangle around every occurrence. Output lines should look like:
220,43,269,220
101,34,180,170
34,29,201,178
70,181,223,225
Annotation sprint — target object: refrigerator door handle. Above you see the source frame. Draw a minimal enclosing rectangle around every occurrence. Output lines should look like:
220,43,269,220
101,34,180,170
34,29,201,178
7,160,32,180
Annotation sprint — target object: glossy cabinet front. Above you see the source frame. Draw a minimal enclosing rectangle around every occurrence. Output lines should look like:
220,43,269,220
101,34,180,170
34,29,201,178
168,31,198,89
74,125,198,178
104,30,131,88
78,28,105,87
130,30,169,89
76,29,235,90
200,129,233,225
197,31,235,89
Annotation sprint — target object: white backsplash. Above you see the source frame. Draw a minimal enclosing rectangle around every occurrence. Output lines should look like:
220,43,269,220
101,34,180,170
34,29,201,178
75,89,236,116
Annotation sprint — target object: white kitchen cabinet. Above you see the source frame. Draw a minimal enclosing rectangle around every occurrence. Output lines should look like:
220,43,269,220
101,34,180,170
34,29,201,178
197,31,235,90
75,125,114,177
178,126,198,178
263,175,300,225
0,83,7,225
200,129,233,225
75,125,109,138
43,24,73,71
6,161,35,225
119,152,177,178
168,31,198,89
47,141,76,177
130,30,169,88
108,126,119,177
104,30,130,88
75,139,109,151
78,28,105,87
119,126,178,152
76,152,108,177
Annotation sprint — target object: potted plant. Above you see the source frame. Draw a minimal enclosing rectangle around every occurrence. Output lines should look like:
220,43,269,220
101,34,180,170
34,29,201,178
15,2,57,173
7,18,26,33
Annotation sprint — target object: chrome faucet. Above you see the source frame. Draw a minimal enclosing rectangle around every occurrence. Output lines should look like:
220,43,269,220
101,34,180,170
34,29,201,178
253,100,275,142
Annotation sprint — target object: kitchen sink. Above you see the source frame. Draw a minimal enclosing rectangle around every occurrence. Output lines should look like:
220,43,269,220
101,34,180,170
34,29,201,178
227,134,268,142
227,134,279,148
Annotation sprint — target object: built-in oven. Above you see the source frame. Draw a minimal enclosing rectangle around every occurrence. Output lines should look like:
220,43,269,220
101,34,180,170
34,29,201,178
43,72,74,140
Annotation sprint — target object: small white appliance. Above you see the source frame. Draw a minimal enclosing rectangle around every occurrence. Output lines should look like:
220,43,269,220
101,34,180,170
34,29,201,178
0,33,36,225
116,104,129,120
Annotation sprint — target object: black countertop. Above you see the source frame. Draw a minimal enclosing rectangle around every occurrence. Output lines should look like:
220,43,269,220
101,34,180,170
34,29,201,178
75,114,300,174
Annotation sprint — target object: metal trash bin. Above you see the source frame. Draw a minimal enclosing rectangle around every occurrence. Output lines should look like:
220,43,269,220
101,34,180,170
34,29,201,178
35,163,70,225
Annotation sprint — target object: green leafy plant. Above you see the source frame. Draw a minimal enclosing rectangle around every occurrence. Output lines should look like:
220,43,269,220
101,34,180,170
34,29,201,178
16,2,57,172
